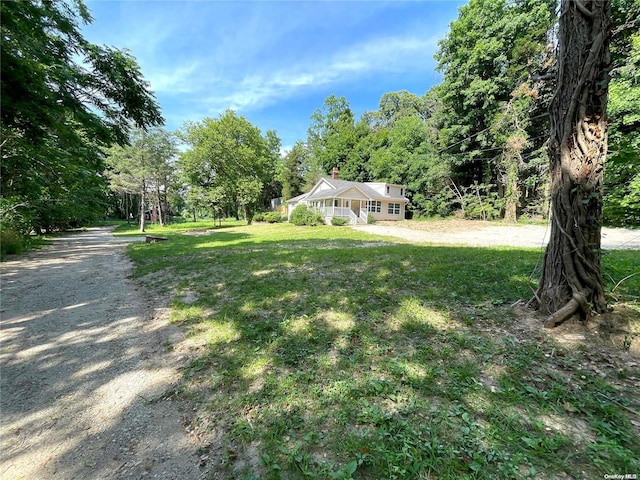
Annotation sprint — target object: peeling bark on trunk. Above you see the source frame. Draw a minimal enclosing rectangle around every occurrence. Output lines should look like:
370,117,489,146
529,0,611,326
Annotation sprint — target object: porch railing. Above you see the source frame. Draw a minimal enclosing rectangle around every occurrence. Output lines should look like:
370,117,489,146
315,206,351,217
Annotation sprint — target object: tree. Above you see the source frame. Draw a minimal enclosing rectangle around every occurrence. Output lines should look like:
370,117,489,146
603,0,640,226
374,90,435,128
490,83,544,222
307,95,361,179
1,0,162,234
105,128,177,232
529,0,612,326
280,142,309,201
179,110,278,223
435,0,555,216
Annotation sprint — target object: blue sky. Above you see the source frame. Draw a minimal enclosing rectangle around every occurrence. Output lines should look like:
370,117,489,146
83,1,465,150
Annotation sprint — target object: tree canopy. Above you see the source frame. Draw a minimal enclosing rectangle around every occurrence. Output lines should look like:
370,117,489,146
105,128,177,231
1,0,162,234
178,110,280,223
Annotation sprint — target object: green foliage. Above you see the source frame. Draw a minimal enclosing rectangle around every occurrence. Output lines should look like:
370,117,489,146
105,128,178,230
330,217,349,226
307,95,367,183
435,0,555,216
265,212,284,223
252,212,266,222
605,28,640,226
451,183,505,220
178,110,279,221
0,228,27,257
290,205,325,226
280,142,308,201
0,0,162,234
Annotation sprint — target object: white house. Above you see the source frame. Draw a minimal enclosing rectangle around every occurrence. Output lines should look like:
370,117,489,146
287,168,408,224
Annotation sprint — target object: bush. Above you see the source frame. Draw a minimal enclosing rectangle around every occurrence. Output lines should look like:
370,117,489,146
457,183,505,220
290,205,325,226
331,217,349,226
367,214,376,224
265,212,284,223
252,212,266,222
1,229,27,258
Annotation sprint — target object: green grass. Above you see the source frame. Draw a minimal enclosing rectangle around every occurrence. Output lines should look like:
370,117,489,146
124,221,640,479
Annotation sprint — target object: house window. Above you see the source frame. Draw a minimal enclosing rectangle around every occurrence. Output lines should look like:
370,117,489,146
400,188,404,196
366,200,381,213
334,199,339,207
386,186,390,194
388,203,401,215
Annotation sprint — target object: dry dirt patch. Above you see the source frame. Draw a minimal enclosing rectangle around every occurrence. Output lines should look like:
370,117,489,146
354,219,640,250
0,227,214,480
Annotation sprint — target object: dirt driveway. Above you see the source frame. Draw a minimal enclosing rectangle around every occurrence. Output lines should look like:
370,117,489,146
0,227,210,480
353,220,640,250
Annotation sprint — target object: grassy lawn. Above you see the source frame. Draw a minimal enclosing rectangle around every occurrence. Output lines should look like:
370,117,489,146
118,221,640,479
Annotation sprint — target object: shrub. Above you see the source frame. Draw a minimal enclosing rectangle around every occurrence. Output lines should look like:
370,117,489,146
252,212,266,222
265,212,284,223
290,205,325,226
456,183,505,220
367,214,376,224
331,217,348,226
1,229,27,258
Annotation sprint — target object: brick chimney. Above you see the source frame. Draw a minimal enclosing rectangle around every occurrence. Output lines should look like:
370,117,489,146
332,167,339,179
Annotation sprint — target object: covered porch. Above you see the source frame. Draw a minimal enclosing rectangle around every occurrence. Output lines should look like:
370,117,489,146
307,197,368,224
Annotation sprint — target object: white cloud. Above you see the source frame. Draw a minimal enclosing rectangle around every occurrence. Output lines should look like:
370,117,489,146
147,62,206,93
193,32,440,114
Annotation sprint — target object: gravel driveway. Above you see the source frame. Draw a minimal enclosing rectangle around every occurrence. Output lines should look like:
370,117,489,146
0,227,209,480
352,221,640,250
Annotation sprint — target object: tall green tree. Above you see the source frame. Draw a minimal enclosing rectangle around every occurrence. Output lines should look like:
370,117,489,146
373,90,436,128
1,0,162,234
307,95,362,180
105,128,177,232
435,0,555,215
280,142,309,201
530,0,612,326
179,110,278,223
603,0,640,226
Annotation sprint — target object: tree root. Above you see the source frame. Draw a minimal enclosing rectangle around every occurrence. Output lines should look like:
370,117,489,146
543,291,589,328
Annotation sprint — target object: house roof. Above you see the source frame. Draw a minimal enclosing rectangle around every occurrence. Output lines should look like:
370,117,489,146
287,177,408,203
286,192,309,203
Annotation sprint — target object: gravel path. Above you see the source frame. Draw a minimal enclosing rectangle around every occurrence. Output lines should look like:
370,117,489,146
352,222,640,250
0,227,209,480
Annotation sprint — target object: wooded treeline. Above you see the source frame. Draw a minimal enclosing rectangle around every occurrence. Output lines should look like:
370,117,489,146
1,0,162,244
2,0,638,250
279,0,638,227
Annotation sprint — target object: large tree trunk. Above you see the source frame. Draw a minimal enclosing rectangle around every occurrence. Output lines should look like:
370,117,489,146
530,0,611,327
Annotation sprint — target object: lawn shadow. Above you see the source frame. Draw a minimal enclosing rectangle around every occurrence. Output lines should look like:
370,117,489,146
124,224,640,478
0,227,208,479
